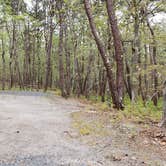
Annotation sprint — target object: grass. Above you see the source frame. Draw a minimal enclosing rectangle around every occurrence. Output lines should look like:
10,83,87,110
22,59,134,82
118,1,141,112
122,97,163,123
78,95,163,124
71,111,109,136
71,95,163,140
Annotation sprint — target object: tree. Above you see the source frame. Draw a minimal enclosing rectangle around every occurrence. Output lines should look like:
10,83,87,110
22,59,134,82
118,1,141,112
57,0,66,97
1,35,5,90
106,0,124,108
44,0,55,91
84,0,124,109
160,80,166,128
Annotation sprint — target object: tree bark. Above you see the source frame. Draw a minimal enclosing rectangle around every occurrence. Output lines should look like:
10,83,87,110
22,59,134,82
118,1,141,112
64,24,71,96
83,53,93,97
44,16,53,91
160,80,166,128
147,19,158,106
125,59,132,100
1,37,5,90
106,0,124,106
57,1,66,97
23,23,31,88
84,0,123,109
37,32,41,90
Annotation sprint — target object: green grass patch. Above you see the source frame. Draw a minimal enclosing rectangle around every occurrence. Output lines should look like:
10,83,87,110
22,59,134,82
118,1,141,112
78,95,163,124
71,112,109,136
122,97,163,123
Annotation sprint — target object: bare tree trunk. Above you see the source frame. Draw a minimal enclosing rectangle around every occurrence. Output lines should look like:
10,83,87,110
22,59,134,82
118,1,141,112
1,37,5,90
36,31,41,90
31,36,36,88
75,58,82,97
129,1,141,102
84,0,123,109
143,44,148,102
83,53,93,97
57,1,66,97
160,80,166,128
44,16,53,92
125,59,132,100
64,24,71,96
99,69,107,102
9,21,15,89
106,0,124,106
23,23,31,88
147,19,158,106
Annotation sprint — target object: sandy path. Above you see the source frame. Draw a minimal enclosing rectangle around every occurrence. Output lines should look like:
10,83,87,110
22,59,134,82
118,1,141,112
0,92,103,166
0,92,165,166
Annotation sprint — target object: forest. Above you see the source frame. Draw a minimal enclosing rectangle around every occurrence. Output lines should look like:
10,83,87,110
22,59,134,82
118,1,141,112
0,0,166,165
0,0,165,123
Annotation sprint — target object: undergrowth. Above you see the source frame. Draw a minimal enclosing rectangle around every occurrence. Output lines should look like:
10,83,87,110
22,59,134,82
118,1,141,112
79,95,163,123
71,95,163,137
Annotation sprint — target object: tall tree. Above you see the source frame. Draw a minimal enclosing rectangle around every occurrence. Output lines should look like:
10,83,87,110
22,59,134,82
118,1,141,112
106,0,124,107
84,0,124,109
160,80,166,128
44,0,54,91
57,0,66,97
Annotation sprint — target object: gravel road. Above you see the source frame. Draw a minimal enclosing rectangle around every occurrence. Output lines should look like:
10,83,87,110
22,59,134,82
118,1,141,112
0,92,104,166
0,92,165,166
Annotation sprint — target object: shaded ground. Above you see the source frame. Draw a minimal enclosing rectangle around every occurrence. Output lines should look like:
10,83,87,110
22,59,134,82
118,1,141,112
0,91,165,166
71,106,166,166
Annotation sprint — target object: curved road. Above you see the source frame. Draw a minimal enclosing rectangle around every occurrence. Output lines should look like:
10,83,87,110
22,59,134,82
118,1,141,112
0,92,165,166
0,92,103,166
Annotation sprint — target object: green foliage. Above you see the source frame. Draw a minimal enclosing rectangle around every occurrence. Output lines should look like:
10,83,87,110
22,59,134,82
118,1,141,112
81,95,163,123
122,97,163,122
71,111,109,137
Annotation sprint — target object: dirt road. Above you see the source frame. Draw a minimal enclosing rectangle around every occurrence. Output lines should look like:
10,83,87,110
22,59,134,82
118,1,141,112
0,92,104,166
0,92,165,166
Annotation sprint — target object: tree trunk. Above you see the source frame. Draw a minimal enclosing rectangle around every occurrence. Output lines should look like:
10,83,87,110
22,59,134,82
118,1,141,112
83,53,93,97
58,1,66,97
23,23,31,88
64,24,71,96
106,0,124,107
31,36,36,88
143,44,148,102
99,69,107,102
44,16,53,92
84,0,123,109
125,59,132,100
36,31,41,90
160,80,166,128
1,38,5,90
9,21,15,89
147,19,158,106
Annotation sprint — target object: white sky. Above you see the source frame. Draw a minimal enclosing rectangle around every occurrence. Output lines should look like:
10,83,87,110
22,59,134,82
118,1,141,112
151,12,166,24
24,0,32,7
23,0,166,24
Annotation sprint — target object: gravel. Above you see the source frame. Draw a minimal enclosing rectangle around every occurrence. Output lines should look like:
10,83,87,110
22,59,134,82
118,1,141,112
0,92,103,166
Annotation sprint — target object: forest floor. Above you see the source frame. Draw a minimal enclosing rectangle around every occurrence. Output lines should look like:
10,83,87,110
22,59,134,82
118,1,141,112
0,91,165,166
